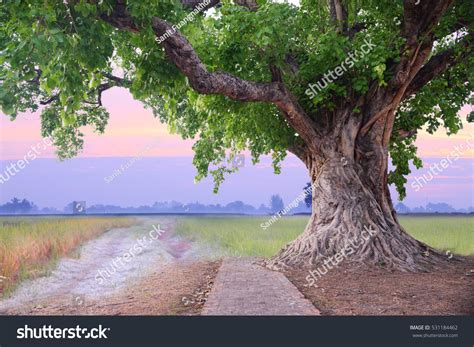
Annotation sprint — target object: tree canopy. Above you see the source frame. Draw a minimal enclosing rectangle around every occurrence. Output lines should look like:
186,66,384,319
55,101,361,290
1,0,473,197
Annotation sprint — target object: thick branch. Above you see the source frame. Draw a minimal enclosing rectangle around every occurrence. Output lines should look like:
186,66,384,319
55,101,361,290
402,0,454,46
151,17,321,147
403,34,474,99
359,1,457,140
152,23,279,101
327,0,348,33
288,141,310,165
96,0,320,149
388,0,455,89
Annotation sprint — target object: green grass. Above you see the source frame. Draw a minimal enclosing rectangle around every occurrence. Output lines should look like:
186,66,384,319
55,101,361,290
399,216,474,256
175,216,305,257
175,215,474,258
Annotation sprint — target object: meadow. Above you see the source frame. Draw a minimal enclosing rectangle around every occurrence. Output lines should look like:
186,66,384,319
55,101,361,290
0,217,134,295
175,215,474,258
1,215,472,296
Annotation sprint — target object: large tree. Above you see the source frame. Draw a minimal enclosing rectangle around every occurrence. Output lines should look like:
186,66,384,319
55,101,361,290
1,0,473,271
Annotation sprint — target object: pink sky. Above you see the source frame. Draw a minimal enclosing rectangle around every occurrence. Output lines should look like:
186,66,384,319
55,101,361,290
0,88,473,209
1,87,472,161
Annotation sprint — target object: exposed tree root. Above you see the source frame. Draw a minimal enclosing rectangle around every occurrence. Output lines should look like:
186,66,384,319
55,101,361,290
266,160,448,272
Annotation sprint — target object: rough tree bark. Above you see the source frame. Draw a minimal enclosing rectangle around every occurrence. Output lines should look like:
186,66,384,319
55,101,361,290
95,0,471,271
267,119,446,272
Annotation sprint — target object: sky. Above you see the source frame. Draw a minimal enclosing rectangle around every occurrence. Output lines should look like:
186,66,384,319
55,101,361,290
0,87,473,209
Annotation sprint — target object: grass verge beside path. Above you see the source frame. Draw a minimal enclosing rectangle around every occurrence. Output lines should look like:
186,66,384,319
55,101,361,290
0,217,135,296
175,215,474,258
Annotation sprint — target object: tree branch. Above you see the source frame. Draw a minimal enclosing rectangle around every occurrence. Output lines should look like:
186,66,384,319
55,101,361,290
38,74,127,107
347,22,366,38
361,0,458,140
233,0,258,11
327,0,348,34
99,0,139,33
182,0,257,11
402,0,454,47
387,0,455,89
269,63,283,82
96,0,320,148
403,33,474,100
102,73,129,87
89,74,130,106
40,95,59,105
288,141,310,165
398,128,417,139
181,0,221,11
151,17,321,147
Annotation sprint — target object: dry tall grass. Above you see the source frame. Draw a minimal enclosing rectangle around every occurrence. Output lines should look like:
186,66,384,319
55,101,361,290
0,217,134,295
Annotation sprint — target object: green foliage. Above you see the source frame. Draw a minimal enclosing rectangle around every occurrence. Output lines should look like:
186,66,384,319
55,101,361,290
388,136,422,200
0,0,472,195
0,0,115,158
390,19,474,197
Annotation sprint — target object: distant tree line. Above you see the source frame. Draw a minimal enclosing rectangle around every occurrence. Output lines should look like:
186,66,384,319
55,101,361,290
0,197,472,215
0,195,310,215
0,198,37,214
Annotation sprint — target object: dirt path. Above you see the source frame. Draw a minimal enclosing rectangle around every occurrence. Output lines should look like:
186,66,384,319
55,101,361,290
0,219,321,316
202,258,319,315
0,217,208,315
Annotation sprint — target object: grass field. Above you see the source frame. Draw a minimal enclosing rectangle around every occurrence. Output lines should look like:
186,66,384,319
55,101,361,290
175,215,474,258
1,215,472,296
0,217,134,295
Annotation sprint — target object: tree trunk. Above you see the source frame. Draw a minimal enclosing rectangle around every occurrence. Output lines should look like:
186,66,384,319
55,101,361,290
267,151,446,272
267,40,450,272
